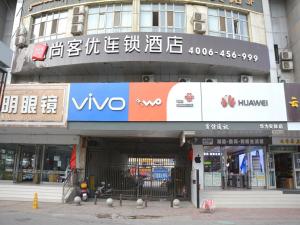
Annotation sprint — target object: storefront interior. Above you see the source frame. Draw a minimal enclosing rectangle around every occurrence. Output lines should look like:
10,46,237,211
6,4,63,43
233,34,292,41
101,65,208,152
269,146,300,190
204,145,266,189
0,144,72,183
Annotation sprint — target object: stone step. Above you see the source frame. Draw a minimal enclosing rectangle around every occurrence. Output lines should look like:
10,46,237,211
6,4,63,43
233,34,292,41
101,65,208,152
0,183,63,203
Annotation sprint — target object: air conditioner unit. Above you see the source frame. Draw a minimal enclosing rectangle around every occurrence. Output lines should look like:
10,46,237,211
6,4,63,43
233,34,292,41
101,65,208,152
281,61,294,71
193,22,206,34
72,15,85,24
193,12,205,22
178,77,191,82
73,5,85,15
280,51,293,61
142,75,154,82
205,78,217,82
240,75,253,83
15,35,27,48
71,24,84,35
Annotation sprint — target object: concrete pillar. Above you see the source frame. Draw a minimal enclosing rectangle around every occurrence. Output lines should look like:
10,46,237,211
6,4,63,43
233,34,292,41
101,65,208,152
132,0,140,32
262,0,278,83
191,145,204,208
77,136,87,181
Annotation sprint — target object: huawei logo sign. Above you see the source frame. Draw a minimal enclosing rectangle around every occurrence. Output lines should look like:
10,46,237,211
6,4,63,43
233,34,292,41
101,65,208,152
221,95,236,108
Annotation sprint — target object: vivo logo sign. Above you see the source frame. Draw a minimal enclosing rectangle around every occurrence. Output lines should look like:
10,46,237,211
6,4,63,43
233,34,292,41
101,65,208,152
72,93,126,111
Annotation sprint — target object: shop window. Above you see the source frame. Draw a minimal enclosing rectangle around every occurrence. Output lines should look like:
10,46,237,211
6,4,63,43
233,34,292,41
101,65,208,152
30,11,68,43
140,3,185,33
42,145,72,183
208,8,249,41
87,4,132,34
0,144,17,180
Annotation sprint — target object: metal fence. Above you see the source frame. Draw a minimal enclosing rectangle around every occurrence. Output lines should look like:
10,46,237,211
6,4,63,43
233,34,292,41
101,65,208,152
91,164,190,201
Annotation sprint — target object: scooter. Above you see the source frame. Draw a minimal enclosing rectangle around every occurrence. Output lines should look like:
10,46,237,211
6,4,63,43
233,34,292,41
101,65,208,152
80,180,88,201
94,181,113,204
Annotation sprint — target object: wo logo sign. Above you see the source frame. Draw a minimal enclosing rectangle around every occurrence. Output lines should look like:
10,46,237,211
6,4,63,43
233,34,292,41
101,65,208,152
136,98,162,107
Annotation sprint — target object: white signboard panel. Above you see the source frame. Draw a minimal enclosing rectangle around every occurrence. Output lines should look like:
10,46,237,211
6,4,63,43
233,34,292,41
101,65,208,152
201,83,287,121
167,83,202,121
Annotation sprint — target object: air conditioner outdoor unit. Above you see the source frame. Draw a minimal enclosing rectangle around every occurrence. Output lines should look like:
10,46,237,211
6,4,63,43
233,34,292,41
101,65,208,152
281,61,294,71
280,51,293,61
178,77,191,82
142,75,154,82
193,12,204,22
193,22,206,34
240,75,253,83
205,78,217,82
73,5,85,15
15,35,27,48
71,24,84,35
72,15,85,24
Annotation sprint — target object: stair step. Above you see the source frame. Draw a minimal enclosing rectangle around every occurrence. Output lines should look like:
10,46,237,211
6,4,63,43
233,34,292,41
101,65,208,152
0,183,64,203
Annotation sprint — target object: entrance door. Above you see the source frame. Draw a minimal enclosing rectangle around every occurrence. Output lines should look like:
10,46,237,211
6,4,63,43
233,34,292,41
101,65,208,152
293,153,300,189
268,153,276,189
15,145,41,183
274,153,294,189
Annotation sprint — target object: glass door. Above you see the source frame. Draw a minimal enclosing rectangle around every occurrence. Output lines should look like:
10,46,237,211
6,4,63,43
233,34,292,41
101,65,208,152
293,153,300,189
17,145,41,183
268,152,276,189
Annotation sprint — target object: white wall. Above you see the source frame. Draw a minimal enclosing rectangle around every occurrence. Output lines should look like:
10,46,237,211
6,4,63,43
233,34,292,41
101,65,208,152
286,0,300,82
269,0,295,83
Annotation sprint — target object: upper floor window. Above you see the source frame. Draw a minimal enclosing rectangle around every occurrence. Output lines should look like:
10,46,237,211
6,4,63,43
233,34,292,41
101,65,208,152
140,4,185,33
30,11,67,43
208,8,249,41
87,4,132,34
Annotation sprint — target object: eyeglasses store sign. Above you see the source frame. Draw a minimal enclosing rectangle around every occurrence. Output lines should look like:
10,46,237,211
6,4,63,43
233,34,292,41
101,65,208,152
201,83,287,121
0,84,68,126
30,32,270,74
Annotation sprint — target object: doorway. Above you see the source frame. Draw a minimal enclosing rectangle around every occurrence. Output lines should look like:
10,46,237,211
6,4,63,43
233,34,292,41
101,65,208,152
86,137,191,200
274,153,294,189
14,145,42,183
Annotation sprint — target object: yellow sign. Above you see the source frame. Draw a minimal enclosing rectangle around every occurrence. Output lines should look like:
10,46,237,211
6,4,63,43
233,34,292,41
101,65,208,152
289,96,299,108
279,139,300,145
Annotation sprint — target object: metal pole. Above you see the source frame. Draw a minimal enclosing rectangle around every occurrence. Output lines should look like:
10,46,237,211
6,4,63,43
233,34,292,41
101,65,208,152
196,169,200,209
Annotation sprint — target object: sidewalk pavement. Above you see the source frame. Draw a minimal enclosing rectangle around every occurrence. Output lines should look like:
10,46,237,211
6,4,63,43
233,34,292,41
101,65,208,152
1,199,300,225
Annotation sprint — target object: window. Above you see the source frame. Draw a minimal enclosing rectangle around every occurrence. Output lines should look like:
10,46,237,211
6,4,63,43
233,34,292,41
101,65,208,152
208,8,249,41
42,145,72,183
87,4,132,34
0,144,17,181
30,11,68,43
140,4,185,33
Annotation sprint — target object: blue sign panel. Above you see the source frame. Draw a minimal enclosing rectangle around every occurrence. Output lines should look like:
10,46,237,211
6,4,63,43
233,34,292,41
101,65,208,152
68,83,129,121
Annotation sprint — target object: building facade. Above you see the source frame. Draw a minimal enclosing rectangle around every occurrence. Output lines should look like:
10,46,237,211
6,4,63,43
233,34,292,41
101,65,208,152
0,0,300,206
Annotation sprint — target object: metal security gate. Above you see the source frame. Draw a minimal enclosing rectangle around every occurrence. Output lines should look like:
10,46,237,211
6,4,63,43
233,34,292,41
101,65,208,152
92,157,190,200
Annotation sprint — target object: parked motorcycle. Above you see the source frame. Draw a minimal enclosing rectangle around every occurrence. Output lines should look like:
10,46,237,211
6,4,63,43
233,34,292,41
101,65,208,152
80,180,89,201
94,181,112,204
